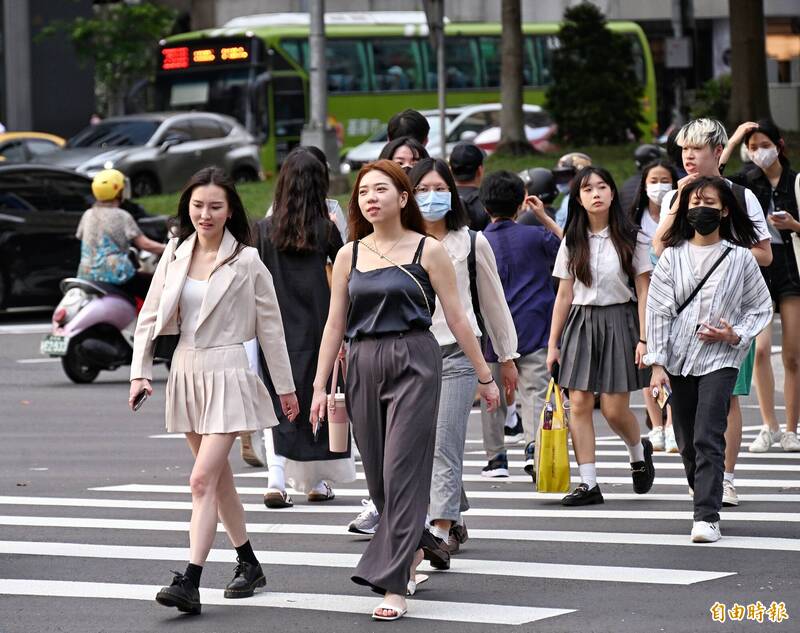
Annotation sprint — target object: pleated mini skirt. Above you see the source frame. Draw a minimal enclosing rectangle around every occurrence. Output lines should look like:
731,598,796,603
559,302,650,393
165,341,277,434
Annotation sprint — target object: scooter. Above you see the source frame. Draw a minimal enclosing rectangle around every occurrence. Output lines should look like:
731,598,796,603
40,250,166,383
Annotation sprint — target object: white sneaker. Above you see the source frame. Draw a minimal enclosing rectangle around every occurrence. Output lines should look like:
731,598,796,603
722,480,739,507
780,431,800,452
648,427,665,451
665,425,679,453
348,499,380,535
691,521,721,543
749,425,783,453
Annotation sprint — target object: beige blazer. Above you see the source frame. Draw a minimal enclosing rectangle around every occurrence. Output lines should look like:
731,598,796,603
130,228,295,397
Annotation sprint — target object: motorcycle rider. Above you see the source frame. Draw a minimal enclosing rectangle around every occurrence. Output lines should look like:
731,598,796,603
517,167,559,226
76,168,165,299
618,144,667,213
552,152,592,228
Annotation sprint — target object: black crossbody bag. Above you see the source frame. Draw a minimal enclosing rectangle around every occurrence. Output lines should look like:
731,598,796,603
677,246,733,316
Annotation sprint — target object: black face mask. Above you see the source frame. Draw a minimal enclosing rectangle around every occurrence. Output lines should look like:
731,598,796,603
687,206,723,236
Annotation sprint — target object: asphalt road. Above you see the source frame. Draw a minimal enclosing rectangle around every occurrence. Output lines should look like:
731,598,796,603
0,313,797,633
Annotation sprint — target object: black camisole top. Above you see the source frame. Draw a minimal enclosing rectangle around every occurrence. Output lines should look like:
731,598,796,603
345,237,436,340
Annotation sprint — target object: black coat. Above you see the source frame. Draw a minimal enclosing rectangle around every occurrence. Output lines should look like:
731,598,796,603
255,216,346,461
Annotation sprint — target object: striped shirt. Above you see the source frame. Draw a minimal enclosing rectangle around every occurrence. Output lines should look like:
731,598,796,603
644,240,772,376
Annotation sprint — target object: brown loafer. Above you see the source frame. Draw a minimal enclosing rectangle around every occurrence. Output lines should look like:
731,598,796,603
263,489,293,508
307,482,335,502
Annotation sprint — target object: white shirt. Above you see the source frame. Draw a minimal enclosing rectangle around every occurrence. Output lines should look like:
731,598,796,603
659,180,771,243
640,209,660,241
553,228,653,306
687,241,729,324
179,277,207,343
430,227,518,361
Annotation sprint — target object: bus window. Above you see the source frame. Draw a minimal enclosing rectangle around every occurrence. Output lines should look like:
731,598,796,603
273,75,306,138
527,36,555,87
326,40,369,92
422,37,480,89
625,34,646,85
370,39,423,91
280,39,304,68
478,37,502,88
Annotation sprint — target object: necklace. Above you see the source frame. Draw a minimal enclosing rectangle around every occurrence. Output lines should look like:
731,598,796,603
367,235,403,260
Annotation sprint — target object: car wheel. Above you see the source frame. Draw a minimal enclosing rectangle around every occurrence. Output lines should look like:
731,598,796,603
131,172,159,198
233,166,258,183
61,348,100,383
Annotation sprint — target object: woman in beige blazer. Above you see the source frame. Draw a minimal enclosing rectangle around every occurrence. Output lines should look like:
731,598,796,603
129,167,298,616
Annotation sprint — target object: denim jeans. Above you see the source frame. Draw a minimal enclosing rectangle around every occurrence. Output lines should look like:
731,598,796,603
429,343,478,522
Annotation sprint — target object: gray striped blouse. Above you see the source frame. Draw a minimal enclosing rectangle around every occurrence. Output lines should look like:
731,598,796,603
644,240,773,377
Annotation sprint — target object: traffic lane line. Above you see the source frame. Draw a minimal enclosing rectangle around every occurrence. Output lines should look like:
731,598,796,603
0,541,733,585
2,515,798,552
0,578,572,625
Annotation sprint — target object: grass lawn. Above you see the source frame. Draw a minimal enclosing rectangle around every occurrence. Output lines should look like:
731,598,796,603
136,132,800,220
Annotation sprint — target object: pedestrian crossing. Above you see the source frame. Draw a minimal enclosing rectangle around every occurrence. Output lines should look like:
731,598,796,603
1,421,799,627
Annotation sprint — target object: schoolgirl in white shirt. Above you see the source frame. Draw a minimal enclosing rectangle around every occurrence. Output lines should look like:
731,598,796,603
548,166,656,506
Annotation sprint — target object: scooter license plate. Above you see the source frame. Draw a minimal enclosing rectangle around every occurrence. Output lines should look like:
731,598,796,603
40,335,69,356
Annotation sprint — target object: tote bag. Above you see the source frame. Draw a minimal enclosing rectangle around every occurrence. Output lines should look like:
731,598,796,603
535,378,571,493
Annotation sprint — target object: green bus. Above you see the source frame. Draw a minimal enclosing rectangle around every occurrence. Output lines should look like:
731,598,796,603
151,11,656,175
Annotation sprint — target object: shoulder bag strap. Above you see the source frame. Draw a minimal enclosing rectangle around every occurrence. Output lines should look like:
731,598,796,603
467,229,485,333
676,246,734,315
358,239,432,316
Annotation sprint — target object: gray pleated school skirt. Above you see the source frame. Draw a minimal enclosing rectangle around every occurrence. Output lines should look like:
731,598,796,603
559,302,650,393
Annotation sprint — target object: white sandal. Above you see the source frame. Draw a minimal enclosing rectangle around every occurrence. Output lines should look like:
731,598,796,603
372,602,407,621
406,573,429,596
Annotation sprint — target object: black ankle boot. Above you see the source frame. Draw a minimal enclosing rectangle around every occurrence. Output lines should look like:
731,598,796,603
224,558,266,598
155,571,201,615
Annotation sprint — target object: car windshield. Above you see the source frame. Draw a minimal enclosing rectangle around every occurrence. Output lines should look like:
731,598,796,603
66,120,161,148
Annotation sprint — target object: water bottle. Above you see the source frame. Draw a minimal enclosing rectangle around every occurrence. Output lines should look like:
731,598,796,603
543,402,554,430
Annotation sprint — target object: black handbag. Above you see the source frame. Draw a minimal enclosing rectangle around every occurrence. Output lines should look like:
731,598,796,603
153,334,179,363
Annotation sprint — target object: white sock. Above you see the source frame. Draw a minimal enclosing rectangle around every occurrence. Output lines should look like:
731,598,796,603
268,465,285,491
505,407,517,428
724,472,735,484
429,525,449,541
578,463,597,488
310,480,327,495
627,440,645,463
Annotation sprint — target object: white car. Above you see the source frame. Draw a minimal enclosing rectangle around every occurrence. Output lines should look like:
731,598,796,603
343,103,556,170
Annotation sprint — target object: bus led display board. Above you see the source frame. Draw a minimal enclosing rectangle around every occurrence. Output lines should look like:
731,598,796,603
160,42,250,70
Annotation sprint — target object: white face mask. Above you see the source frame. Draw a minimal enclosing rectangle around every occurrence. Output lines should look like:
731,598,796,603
645,183,673,206
749,146,779,170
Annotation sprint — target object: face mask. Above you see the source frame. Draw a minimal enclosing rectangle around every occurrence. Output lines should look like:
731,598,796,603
646,183,672,206
556,183,570,194
416,190,451,221
749,146,779,170
687,206,722,236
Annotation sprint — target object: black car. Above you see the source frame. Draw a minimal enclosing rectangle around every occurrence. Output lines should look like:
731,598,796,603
0,164,167,309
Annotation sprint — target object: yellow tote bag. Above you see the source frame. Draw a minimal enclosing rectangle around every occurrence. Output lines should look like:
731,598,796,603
535,378,571,493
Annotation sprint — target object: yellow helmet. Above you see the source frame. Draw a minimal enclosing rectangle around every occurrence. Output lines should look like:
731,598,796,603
91,169,125,202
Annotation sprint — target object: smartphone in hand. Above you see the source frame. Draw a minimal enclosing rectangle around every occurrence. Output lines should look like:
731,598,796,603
132,390,148,412
651,385,672,409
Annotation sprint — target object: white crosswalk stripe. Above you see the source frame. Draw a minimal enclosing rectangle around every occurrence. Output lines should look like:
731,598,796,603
2,426,797,626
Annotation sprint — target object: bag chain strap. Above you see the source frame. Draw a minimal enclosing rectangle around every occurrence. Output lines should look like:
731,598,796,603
358,240,432,316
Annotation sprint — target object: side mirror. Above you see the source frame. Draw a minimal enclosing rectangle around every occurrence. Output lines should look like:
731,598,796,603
460,130,478,142
159,136,184,152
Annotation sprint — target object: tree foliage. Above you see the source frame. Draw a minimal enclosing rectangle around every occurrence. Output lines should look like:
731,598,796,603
690,74,732,125
41,1,176,116
545,2,644,145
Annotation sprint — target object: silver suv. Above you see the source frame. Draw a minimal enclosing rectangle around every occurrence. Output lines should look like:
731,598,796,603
36,112,262,197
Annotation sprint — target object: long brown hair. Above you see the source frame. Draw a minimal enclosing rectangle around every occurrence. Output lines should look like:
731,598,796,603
270,147,328,252
565,166,636,286
347,159,426,240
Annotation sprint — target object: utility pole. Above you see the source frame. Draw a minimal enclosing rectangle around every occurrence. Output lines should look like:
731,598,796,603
423,0,446,159
300,0,347,191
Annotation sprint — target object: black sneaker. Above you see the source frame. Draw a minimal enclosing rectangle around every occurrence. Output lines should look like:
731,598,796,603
631,437,656,494
223,558,266,599
419,529,451,570
504,413,524,442
523,441,536,482
561,483,604,506
155,571,201,615
481,453,509,478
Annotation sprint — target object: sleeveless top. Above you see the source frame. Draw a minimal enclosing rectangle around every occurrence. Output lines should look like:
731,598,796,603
179,277,208,345
345,236,436,340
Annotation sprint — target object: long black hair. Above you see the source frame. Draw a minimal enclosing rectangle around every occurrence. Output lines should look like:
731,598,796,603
630,159,679,225
176,166,252,246
662,177,760,248
407,157,469,231
379,135,429,163
565,166,637,287
270,147,329,252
